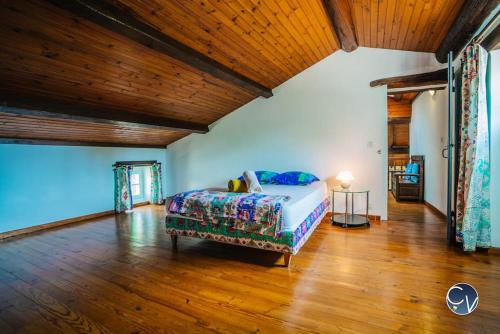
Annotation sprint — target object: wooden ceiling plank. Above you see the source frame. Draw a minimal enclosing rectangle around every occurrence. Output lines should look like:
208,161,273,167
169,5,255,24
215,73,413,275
306,0,338,50
322,0,359,51
403,0,426,51
294,0,333,57
207,0,299,77
395,0,416,50
370,68,447,88
389,0,407,49
259,0,316,66
382,0,396,47
350,0,364,45
435,0,499,63
48,0,273,98
376,0,387,48
369,0,378,48
416,0,445,51
286,1,326,60
0,138,166,148
0,97,208,133
155,0,283,87
237,0,311,70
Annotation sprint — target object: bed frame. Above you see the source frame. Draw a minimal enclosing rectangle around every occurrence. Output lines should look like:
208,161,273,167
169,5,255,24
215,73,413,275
165,198,329,267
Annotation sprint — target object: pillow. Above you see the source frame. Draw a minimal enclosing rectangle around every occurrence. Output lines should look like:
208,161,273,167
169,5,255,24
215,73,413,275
228,179,248,192
272,171,319,186
410,163,419,183
242,170,263,193
403,162,413,181
238,170,279,184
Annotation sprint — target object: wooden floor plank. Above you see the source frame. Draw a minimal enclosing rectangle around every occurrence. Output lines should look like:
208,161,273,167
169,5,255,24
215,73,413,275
0,194,499,333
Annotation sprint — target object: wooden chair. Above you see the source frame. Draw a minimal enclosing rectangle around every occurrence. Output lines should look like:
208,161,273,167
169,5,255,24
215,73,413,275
391,155,424,202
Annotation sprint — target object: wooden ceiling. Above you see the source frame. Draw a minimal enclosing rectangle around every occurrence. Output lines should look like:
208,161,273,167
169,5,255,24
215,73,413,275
0,0,482,147
349,0,464,52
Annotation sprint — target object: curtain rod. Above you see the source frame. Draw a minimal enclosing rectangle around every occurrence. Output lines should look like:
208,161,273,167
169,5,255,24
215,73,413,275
469,8,500,49
113,160,159,167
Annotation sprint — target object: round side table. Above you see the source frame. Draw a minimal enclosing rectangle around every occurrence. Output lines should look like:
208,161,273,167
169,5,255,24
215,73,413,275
331,187,370,228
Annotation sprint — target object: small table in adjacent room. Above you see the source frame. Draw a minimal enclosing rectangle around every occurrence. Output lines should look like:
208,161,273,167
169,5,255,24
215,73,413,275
331,187,370,228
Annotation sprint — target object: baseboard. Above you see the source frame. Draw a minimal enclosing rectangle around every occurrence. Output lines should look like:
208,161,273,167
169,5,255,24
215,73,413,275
133,201,150,208
326,212,381,221
0,201,156,240
424,201,446,219
0,210,115,240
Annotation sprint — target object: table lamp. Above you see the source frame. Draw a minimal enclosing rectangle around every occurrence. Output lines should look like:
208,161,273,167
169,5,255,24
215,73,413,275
336,170,354,189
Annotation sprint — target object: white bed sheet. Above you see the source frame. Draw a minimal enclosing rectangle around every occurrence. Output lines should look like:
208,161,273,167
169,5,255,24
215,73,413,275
261,181,328,231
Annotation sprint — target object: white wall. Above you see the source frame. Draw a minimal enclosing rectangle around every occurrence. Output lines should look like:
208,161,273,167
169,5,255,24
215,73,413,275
410,90,448,214
491,49,500,247
165,48,442,220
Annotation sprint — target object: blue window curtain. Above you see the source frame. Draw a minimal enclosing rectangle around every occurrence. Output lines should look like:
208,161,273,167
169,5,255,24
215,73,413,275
150,163,164,205
114,166,133,213
455,44,491,251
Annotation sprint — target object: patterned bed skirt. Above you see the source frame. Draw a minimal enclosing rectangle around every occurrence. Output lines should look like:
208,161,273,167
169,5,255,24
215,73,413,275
165,198,329,255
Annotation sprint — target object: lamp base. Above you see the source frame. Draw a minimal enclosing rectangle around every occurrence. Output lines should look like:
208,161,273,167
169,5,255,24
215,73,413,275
340,182,351,189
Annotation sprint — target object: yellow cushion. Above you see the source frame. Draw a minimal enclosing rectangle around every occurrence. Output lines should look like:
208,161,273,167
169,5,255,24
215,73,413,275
228,179,248,192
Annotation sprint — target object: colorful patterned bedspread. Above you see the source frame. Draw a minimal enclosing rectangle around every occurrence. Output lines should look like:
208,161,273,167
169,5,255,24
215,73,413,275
168,190,291,236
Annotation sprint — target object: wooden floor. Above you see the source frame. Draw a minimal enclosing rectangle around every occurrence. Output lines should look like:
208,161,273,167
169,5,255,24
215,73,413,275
1,196,499,333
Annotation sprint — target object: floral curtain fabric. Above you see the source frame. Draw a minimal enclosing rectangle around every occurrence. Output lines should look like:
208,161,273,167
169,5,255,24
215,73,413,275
150,163,164,205
456,44,491,251
114,166,132,213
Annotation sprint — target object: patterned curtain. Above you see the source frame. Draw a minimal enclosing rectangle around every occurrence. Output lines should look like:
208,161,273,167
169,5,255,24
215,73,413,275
150,163,164,205
114,166,132,213
456,44,491,251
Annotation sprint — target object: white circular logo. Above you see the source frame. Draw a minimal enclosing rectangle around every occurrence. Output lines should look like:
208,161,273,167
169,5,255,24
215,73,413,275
446,283,479,315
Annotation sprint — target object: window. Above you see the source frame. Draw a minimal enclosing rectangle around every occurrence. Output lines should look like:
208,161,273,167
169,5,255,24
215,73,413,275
130,168,146,202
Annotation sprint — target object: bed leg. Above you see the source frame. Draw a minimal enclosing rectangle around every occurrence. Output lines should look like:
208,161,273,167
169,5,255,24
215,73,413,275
170,235,178,249
283,253,292,267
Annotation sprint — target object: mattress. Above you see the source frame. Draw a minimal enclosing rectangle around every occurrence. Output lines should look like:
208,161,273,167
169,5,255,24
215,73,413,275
166,181,329,232
260,181,328,231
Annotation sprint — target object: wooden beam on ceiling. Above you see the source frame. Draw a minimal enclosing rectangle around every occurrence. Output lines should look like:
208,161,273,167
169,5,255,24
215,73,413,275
0,138,165,148
48,0,273,98
435,0,499,63
370,69,448,89
0,97,208,133
322,0,358,52
387,86,447,95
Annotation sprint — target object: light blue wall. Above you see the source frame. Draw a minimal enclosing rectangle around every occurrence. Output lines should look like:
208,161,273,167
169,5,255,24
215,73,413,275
0,144,167,233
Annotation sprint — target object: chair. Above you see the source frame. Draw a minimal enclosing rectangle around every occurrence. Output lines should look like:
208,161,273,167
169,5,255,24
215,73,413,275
391,155,424,202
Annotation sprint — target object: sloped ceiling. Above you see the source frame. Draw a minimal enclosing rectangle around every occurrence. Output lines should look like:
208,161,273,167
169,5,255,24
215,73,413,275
0,0,465,147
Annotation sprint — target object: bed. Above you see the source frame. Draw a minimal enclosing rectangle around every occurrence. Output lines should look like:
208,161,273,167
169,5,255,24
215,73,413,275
165,181,329,266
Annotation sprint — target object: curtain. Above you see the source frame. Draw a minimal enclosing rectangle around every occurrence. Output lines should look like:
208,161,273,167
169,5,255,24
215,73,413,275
114,166,132,213
456,44,491,251
150,163,164,205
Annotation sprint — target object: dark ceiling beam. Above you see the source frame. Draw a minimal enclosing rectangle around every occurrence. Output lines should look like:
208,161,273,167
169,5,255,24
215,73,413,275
0,138,165,148
387,86,447,95
481,22,500,50
435,0,500,63
0,97,208,133
48,0,273,98
370,69,448,89
322,0,358,52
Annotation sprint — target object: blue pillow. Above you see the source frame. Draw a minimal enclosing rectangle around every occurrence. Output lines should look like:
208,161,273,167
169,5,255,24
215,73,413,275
238,171,279,184
272,171,319,185
403,162,413,181
410,163,419,183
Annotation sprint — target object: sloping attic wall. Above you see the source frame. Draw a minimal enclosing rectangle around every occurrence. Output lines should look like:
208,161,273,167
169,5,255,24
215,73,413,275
165,48,443,219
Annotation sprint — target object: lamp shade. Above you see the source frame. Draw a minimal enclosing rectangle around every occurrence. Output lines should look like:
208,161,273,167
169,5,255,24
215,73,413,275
336,170,354,189
336,170,354,182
